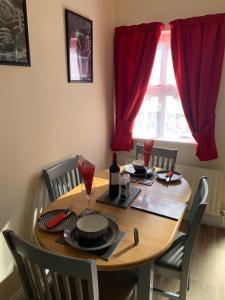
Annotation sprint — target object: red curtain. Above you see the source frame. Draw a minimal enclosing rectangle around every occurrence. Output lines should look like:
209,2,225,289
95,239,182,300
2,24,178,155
111,22,164,151
170,14,225,161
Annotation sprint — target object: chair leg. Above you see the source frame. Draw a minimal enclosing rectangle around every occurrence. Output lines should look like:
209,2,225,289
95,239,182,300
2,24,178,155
130,286,137,300
187,276,190,291
180,274,189,300
187,270,190,291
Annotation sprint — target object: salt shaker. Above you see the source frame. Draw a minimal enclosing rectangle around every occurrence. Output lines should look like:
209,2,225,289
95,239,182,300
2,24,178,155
123,173,130,196
120,174,130,201
120,177,128,201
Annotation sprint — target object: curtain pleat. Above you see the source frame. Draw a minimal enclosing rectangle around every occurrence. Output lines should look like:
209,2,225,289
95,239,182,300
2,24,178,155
111,22,164,151
170,13,225,160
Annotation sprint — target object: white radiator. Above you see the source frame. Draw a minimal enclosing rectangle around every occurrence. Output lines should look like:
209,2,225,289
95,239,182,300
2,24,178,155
176,164,225,216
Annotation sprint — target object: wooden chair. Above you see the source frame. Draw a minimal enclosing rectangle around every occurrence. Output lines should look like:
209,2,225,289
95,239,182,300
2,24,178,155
135,143,178,171
153,176,208,300
3,230,138,300
42,156,82,202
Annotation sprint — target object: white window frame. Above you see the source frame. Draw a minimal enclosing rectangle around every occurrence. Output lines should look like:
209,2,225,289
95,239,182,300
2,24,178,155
133,31,196,145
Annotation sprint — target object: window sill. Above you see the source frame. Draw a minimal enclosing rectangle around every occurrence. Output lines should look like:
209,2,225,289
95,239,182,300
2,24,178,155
133,137,197,146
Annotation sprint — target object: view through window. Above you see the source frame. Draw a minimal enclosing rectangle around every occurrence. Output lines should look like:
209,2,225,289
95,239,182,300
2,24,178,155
133,31,194,143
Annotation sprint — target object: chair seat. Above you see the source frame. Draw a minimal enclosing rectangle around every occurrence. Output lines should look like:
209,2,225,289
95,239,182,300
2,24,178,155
98,269,137,300
155,231,186,271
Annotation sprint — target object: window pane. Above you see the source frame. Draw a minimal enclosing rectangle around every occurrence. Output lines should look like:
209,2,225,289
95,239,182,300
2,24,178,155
133,30,194,143
166,49,176,85
133,96,158,139
164,96,192,140
149,47,163,86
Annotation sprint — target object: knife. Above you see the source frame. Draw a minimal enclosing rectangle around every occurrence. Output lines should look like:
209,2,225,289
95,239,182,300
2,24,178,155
47,209,73,229
134,227,139,245
165,170,173,182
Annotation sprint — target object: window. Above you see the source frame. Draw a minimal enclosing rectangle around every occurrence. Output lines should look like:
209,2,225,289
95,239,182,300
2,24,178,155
133,31,194,143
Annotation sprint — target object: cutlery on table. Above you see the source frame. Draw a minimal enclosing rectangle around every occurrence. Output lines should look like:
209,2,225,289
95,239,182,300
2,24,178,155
46,208,73,229
134,228,139,245
165,170,173,182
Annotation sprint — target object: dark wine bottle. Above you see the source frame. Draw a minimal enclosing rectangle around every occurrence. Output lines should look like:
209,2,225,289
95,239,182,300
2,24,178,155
109,152,120,199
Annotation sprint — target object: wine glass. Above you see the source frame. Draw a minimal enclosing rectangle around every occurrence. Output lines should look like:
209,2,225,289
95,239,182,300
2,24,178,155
143,140,154,168
143,150,151,167
80,180,96,216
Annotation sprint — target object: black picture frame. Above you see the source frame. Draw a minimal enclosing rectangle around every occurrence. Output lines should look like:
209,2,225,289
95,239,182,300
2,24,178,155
0,0,31,66
65,9,93,83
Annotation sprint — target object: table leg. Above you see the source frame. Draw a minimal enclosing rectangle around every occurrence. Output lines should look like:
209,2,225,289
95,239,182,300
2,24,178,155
136,262,154,300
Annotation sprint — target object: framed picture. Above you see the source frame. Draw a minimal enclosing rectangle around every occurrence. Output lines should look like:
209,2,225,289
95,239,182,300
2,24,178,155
65,9,93,83
0,0,31,66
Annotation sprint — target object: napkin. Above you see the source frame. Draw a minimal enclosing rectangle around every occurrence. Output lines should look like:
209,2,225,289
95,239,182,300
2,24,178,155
165,170,173,182
46,209,72,229
166,170,173,178
78,156,95,194
143,140,154,166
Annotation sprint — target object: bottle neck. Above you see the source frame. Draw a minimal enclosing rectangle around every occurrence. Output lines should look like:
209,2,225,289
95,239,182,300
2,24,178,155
112,152,117,164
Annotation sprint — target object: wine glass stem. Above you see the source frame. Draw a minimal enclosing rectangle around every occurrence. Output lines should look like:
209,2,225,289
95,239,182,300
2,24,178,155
86,194,90,208
88,195,90,208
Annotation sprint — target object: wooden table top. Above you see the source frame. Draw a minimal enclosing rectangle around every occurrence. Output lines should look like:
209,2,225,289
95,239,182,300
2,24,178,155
35,169,191,271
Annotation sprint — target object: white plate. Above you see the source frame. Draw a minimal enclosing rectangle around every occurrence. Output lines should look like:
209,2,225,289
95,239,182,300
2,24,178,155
77,214,108,233
132,159,144,166
156,171,182,183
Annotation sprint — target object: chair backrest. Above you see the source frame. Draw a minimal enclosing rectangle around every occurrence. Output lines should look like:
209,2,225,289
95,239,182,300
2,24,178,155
136,143,178,171
182,176,208,273
188,176,208,231
3,230,99,300
42,156,82,202
136,143,144,160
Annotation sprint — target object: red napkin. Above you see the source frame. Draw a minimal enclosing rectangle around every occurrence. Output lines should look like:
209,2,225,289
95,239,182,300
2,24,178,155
78,156,95,195
166,170,173,178
46,209,71,229
143,140,154,166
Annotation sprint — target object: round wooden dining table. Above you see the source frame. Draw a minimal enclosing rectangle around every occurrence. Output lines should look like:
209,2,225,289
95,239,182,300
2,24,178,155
35,169,191,300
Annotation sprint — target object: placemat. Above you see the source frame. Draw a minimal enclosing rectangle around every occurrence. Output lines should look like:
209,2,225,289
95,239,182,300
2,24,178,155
56,231,126,261
131,194,187,220
96,186,141,208
126,172,156,186
137,173,156,186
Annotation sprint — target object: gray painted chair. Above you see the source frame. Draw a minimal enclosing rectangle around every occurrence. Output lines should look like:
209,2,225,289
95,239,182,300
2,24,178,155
42,156,82,202
3,230,138,300
153,176,208,300
135,143,178,171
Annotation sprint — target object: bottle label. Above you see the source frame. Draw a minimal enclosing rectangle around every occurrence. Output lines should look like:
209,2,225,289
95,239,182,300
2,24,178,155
111,172,120,185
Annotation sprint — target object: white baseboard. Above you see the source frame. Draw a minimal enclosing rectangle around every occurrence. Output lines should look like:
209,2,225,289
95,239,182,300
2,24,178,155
9,288,24,300
202,213,225,228
184,209,225,228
